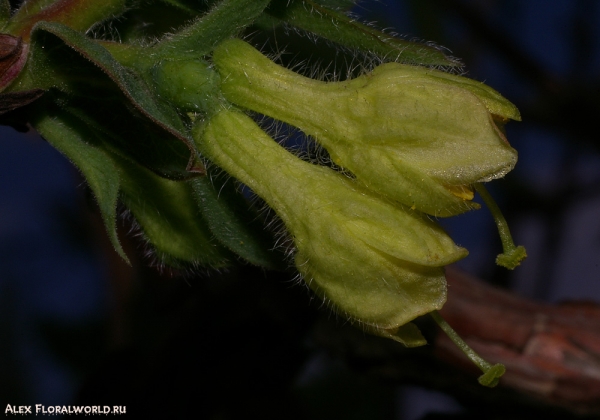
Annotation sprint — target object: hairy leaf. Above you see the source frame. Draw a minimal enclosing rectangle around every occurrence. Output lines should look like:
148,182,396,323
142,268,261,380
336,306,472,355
115,154,231,268
31,104,128,262
266,0,460,67
32,22,193,141
33,101,230,267
6,0,127,40
23,22,202,178
56,91,196,180
105,2,209,44
191,175,284,270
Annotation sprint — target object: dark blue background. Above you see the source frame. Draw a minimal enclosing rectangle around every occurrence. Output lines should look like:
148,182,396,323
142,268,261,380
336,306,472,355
2,1,600,418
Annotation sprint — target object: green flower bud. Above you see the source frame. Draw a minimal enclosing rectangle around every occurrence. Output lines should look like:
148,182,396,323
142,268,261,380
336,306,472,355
194,108,468,344
151,59,222,113
212,39,520,217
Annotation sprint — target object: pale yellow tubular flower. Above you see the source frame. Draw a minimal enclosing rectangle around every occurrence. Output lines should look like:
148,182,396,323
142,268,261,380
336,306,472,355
194,108,468,346
212,39,520,217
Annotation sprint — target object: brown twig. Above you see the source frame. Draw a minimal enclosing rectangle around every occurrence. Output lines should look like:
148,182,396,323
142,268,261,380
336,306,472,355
438,267,600,415
310,267,600,417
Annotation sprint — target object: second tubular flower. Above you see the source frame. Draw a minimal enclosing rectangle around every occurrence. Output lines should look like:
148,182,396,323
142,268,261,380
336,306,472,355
194,108,468,345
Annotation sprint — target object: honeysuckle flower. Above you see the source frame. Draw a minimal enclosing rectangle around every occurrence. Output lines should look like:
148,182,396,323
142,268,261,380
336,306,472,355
194,108,468,345
211,38,521,217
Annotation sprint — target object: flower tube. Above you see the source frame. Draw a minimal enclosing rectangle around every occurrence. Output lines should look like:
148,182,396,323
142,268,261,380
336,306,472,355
194,107,468,345
212,39,520,217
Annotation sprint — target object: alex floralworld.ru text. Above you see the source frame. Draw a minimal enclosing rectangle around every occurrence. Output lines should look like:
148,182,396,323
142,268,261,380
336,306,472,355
5,404,126,415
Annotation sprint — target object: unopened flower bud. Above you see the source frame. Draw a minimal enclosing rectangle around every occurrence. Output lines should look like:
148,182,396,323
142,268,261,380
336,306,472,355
151,59,221,113
0,34,28,90
194,108,468,344
212,39,520,217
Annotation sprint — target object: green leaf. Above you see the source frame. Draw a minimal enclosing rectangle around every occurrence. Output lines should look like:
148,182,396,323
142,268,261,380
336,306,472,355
31,104,128,263
32,22,193,140
6,0,127,39
22,22,202,178
150,0,272,61
32,98,228,267
105,1,209,45
56,91,197,180
191,175,284,270
266,0,460,67
114,154,231,267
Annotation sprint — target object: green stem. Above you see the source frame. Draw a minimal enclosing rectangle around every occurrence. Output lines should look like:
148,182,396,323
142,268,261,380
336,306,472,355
149,0,271,61
7,0,58,29
430,310,505,387
474,183,527,269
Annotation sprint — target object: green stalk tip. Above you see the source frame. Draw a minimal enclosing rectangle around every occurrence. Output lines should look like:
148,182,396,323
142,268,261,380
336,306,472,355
430,310,505,388
474,183,527,269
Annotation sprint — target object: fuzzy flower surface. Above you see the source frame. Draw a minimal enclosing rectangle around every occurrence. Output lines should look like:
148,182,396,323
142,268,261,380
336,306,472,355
194,108,468,345
212,39,521,216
